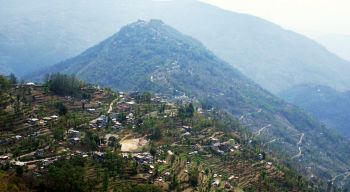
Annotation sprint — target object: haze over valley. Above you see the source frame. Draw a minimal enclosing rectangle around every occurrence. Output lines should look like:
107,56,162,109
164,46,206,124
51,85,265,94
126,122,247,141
1,1,350,191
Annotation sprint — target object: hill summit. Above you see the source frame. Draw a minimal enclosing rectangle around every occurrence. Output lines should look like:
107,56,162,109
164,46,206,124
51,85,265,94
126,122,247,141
36,19,278,115
35,20,350,187
44,19,244,93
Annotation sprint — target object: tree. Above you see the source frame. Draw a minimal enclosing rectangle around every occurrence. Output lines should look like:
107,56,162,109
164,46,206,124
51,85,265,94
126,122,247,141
55,102,67,116
169,175,179,191
53,128,64,141
150,127,161,141
45,73,84,97
159,104,165,114
130,161,138,175
187,103,195,117
189,168,199,187
150,145,157,157
136,92,152,103
16,166,24,177
43,159,91,192
84,131,99,150
8,73,17,85
0,75,11,93
178,103,195,120
108,136,121,151
117,112,127,124
102,151,124,176
102,171,109,192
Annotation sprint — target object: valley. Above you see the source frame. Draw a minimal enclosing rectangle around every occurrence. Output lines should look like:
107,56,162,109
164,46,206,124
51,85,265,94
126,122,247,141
279,84,350,139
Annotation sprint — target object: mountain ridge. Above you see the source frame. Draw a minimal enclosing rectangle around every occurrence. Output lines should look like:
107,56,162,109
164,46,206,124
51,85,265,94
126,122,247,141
2,0,350,93
32,20,350,188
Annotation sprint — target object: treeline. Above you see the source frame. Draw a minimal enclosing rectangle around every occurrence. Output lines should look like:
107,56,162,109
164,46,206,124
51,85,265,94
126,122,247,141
44,73,84,96
178,103,195,119
44,73,94,101
0,74,17,93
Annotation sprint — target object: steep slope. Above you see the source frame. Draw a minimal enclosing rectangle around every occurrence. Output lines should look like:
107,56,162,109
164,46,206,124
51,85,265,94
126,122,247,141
279,84,350,138
2,0,350,93
36,19,281,114
35,20,350,187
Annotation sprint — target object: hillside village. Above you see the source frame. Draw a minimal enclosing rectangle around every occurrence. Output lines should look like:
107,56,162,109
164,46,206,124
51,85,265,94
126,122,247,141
0,74,326,191
2,1,350,191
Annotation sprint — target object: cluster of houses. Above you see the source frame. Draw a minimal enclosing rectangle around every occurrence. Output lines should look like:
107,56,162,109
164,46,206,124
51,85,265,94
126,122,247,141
211,139,240,156
208,168,238,190
68,128,81,145
1,115,60,145
27,115,59,126
93,151,105,162
88,95,138,130
181,125,193,137
132,152,154,164
96,115,108,128
178,124,242,156
90,115,109,129
0,155,10,165
10,149,93,172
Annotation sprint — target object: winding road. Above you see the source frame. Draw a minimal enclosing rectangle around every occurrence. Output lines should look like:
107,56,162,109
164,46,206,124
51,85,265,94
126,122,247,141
239,108,262,121
255,124,272,137
291,147,302,159
297,133,304,145
291,133,305,159
265,138,277,145
332,172,350,182
107,98,118,114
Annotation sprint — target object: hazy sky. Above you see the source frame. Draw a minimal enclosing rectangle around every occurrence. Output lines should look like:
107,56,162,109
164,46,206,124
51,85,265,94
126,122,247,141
200,0,350,38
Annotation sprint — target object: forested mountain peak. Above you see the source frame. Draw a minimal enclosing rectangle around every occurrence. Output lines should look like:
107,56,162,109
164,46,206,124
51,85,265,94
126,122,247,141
36,19,244,94
33,20,350,189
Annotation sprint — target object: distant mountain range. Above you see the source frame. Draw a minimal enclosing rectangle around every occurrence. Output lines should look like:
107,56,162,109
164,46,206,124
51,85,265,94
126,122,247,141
317,34,350,61
279,84,350,138
33,20,350,187
2,0,350,93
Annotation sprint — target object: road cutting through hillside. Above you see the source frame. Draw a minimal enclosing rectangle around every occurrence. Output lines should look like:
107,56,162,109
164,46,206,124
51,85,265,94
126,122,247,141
107,98,118,114
239,108,262,121
291,133,305,159
291,147,302,159
265,138,277,145
332,172,350,182
255,124,272,137
297,133,304,145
